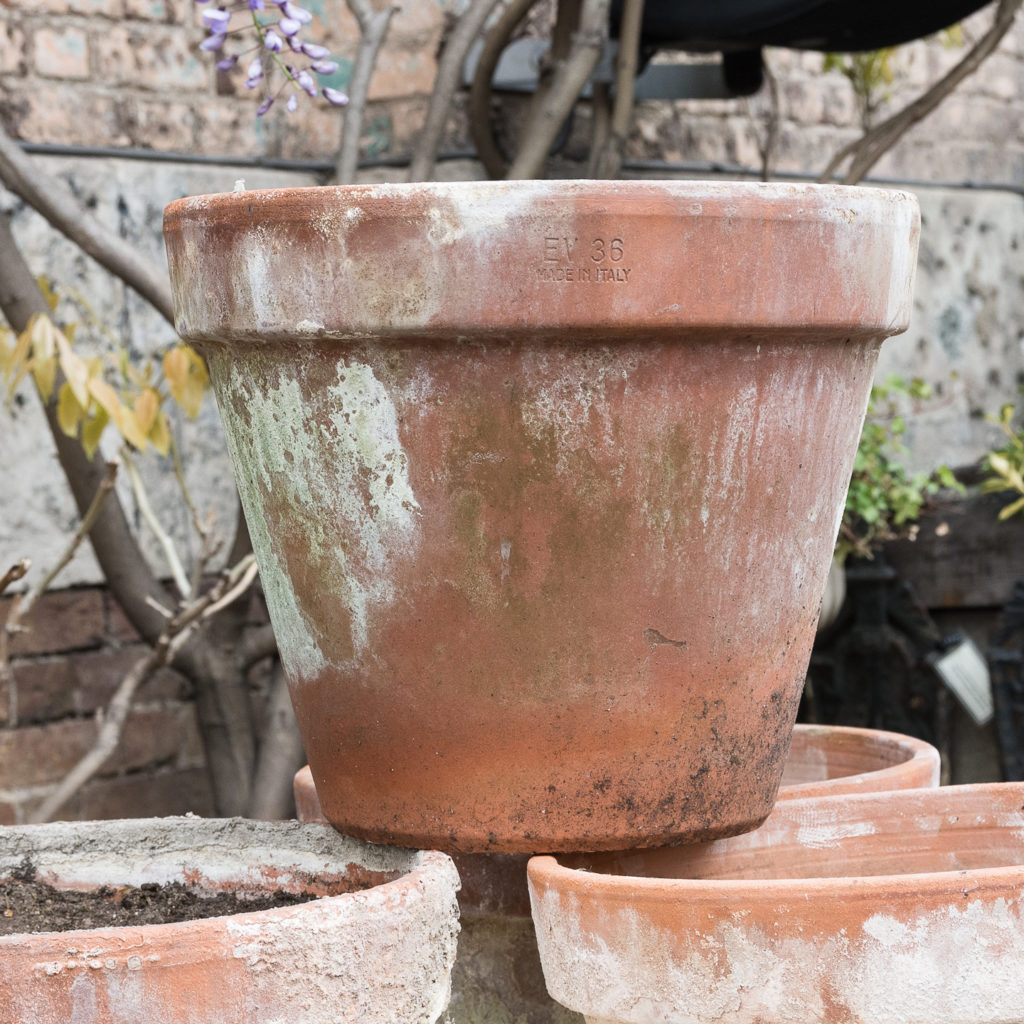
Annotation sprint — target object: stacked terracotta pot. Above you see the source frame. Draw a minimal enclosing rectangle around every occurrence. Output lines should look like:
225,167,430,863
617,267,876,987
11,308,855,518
124,179,1024,1023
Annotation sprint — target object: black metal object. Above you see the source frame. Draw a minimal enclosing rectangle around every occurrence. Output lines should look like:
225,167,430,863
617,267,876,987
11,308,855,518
988,581,1024,781
612,0,994,53
805,554,947,745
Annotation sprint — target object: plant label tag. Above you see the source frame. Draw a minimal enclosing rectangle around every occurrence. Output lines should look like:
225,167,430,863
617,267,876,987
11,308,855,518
931,637,993,726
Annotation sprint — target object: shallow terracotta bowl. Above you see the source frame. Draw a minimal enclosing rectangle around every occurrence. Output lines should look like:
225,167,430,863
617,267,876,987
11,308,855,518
529,782,1024,1024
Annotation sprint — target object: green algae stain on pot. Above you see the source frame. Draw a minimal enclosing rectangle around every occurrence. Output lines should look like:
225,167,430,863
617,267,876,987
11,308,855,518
206,347,422,685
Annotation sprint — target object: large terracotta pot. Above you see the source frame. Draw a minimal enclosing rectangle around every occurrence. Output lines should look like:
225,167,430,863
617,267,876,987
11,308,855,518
529,783,1024,1024
165,180,919,853
0,817,460,1024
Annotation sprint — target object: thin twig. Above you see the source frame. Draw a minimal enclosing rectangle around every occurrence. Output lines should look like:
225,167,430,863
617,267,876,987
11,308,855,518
751,57,780,182
505,0,612,179
122,449,192,599
590,0,644,179
0,126,175,325
328,0,398,185
1,466,117,730
819,0,1023,184
0,559,30,597
27,554,258,823
21,461,119,620
586,79,612,176
468,0,541,179
408,0,503,182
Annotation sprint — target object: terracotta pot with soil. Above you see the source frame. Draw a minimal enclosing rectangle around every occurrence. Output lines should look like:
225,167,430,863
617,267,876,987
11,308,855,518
0,816,460,1024
528,782,1024,1024
165,180,919,853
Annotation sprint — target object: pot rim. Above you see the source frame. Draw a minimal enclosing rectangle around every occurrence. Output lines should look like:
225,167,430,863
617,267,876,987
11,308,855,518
528,781,1024,899
782,722,940,797
164,177,920,344
0,816,455,942
164,177,915,217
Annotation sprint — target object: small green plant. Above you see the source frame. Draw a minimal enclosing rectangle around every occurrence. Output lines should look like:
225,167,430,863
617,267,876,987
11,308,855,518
823,27,963,129
838,375,961,561
980,401,1024,520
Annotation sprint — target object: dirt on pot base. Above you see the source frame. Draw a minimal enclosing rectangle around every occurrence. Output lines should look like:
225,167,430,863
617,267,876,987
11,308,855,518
0,875,319,935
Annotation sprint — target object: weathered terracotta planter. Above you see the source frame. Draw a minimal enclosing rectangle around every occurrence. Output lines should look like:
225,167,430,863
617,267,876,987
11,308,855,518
0,817,460,1024
529,782,1024,1024
781,723,939,797
165,180,919,853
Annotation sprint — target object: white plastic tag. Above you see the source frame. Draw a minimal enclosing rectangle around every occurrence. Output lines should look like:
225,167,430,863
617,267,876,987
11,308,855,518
932,637,994,727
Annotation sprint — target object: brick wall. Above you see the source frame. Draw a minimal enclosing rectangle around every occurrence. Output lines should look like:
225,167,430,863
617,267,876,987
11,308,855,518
0,585,215,824
0,0,447,162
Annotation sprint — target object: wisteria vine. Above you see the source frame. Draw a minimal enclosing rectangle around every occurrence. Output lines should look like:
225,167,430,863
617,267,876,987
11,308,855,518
194,0,349,115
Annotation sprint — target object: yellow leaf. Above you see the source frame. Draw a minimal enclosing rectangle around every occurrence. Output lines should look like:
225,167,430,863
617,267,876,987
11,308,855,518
52,324,90,409
164,345,208,419
89,377,147,450
163,346,189,404
134,387,160,436
81,408,109,459
148,408,171,456
56,381,84,437
30,351,56,402
87,377,123,422
29,314,57,362
36,276,59,313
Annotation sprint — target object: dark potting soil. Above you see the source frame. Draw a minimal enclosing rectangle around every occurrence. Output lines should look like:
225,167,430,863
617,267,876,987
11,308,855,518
0,869,320,936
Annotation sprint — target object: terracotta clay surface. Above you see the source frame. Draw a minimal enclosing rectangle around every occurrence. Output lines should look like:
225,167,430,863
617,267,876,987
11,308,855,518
0,817,460,1024
529,782,1024,1024
780,723,940,798
166,181,919,852
292,725,937,916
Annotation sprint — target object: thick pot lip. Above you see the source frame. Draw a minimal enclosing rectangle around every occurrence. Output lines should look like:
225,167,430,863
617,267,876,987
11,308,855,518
163,177,920,344
527,781,1024,901
782,723,941,798
164,177,917,221
0,816,455,943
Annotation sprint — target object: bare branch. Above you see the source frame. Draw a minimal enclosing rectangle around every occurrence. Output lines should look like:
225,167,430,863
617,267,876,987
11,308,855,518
0,213,172,644
0,559,29,596
246,664,306,819
0,126,175,325
328,0,399,185
408,0,503,182
819,0,1024,185
589,0,644,179
27,554,259,824
122,449,191,599
20,460,119,620
468,0,540,179
505,0,612,180
749,57,780,182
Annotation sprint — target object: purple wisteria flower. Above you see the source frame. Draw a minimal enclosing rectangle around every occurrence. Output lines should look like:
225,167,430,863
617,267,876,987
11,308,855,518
193,0,349,116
